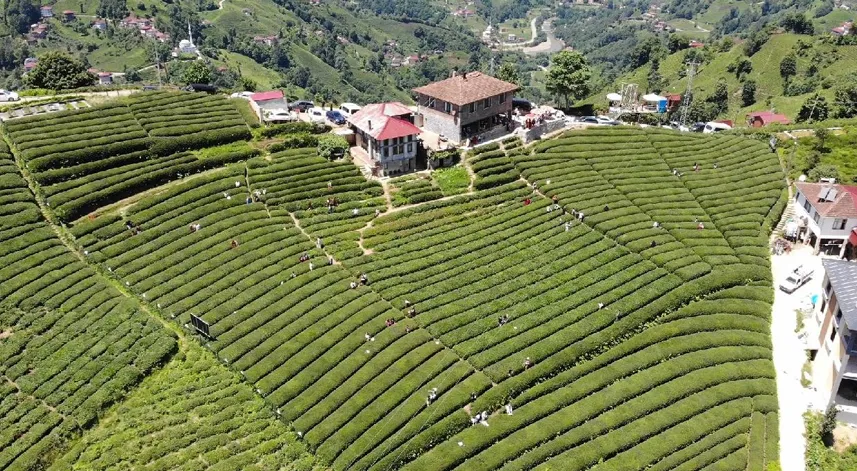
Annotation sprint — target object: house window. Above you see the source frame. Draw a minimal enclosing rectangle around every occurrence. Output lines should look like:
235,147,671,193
395,145,403,154
833,218,847,230
469,102,475,113
428,97,435,108
831,324,837,343
444,102,452,113
407,143,413,152
384,147,389,158
813,212,821,224
483,98,490,109
803,200,811,212
499,93,506,104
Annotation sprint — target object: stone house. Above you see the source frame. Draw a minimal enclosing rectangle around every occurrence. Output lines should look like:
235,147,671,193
413,72,518,144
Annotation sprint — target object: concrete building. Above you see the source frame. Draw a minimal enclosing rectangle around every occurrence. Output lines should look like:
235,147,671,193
794,182,857,257
413,72,518,145
811,259,857,406
348,102,421,176
249,90,288,122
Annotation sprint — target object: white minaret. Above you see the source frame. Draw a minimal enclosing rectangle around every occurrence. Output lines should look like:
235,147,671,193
187,20,194,47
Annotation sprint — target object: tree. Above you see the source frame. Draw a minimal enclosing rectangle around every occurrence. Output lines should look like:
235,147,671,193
743,30,769,56
97,0,128,19
182,61,212,84
833,81,857,118
727,56,752,80
496,62,521,86
810,164,841,183
5,0,40,34
741,80,757,107
796,94,830,122
239,77,257,92
814,128,829,152
780,53,797,82
780,13,814,35
667,34,689,53
545,50,591,109
317,134,349,160
647,59,664,94
706,78,729,114
24,52,95,90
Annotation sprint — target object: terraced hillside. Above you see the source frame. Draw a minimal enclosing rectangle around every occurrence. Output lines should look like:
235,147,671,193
0,121,785,470
6,92,253,222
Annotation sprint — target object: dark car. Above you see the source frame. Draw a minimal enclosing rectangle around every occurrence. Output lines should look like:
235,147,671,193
326,110,347,125
184,83,217,94
690,122,706,133
290,100,314,112
512,98,533,113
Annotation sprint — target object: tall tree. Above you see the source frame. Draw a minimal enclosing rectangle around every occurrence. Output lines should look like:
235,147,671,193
833,81,857,118
495,62,521,86
545,50,591,109
796,94,829,122
5,0,39,34
741,80,756,107
647,58,664,94
182,60,212,84
706,78,729,114
25,52,95,90
780,53,797,83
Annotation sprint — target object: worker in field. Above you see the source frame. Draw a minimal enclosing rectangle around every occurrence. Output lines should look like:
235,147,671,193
230,239,239,249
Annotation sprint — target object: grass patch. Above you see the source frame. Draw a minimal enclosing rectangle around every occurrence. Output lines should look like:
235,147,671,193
432,166,470,196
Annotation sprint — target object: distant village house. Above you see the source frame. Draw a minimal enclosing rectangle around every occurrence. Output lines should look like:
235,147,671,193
747,111,791,128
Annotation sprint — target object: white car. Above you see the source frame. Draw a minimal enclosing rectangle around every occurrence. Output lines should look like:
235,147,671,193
229,91,254,100
339,102,361,117
0,90,19,102
702,121,732,133
264,109,297,123
308,107,325,123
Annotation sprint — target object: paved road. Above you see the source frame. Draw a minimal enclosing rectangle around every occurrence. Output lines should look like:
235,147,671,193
771,243,823,471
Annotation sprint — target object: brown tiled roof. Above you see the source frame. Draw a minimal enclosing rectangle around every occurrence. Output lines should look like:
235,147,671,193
796,182,857,218
413,72,519,106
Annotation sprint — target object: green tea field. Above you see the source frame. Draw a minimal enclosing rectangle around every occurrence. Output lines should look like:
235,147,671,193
0,95,785,470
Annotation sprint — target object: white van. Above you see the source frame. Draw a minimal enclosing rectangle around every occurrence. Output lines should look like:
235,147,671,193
308,107,325,123
702,121,732,133
340,103,361,117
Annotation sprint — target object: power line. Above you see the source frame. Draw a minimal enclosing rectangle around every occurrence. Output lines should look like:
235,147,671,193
679,60,699,127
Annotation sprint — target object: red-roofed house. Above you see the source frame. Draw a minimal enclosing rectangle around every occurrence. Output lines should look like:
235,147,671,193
413,71,519,144
794,182,857,256
40,5,53,18
62,10,75,21
832,21,853,36
249,90,288,121
348,102,422,175
689,40,704,48
747,111,791,127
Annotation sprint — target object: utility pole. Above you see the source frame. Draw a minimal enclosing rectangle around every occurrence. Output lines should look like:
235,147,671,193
153,46,162,88
679,61,699,127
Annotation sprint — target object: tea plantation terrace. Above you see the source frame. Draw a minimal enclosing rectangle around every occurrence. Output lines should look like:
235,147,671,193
0,97,786,471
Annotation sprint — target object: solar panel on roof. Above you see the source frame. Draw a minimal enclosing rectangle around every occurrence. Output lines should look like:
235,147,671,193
819,187,838,202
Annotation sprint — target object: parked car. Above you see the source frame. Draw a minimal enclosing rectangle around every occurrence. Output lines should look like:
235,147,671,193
290,100,314,112
339,103,361,117
308,107,325,123
579,116,600,124
326,109,347,125
689,122,706,133
702,121,732,133
513,98,533,113
595,116,619,125
230,91,254,99
265,109,297,123
779,265,814,293
0,90,20,102
184,83,217,94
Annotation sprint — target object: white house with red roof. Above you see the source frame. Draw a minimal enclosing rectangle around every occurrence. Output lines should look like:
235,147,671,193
249,90,288,122
794,182,857,257
348,102,422,176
